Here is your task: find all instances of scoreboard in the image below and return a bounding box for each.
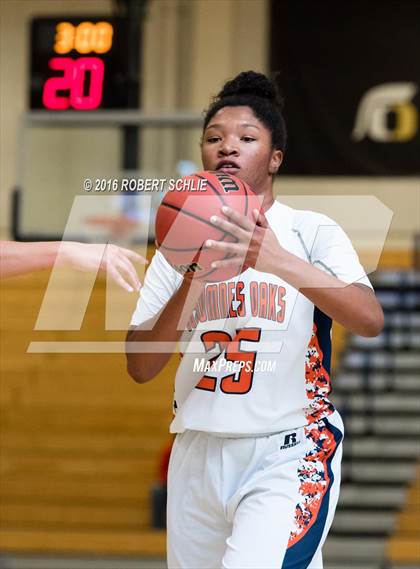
[30,17,137,110]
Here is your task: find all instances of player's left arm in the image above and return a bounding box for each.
[276,267,384,338]
[205,208,384,338]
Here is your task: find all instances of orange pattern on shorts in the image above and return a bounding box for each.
[288,420,337,546]
[287,325,336,547]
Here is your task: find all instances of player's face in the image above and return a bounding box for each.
[201,106,283,194]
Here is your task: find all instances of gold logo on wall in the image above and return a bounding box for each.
[352,83,418,142]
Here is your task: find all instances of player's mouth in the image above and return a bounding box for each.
[216,160,240,174]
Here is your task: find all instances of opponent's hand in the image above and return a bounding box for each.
[62,242,148,292]
[205,206,283,274]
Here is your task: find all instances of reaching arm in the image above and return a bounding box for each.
[0,240,147,292]
[0,240,58,277]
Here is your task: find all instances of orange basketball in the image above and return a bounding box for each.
[155,171,262,282]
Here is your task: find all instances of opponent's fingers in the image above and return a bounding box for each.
[117,255,142,290]
[220,206,256,232]
[117,246,148,265]
[252,208,269,228]
[107,265,137,292]
[107,255,141,292]
[103,245,144,290]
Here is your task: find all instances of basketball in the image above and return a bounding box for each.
[155,171,262,282]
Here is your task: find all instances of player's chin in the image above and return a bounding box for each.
[230,170,260,193]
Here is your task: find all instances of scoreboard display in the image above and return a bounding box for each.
[30,17,137,110]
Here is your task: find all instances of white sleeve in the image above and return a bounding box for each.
[308,213,373,289]
[130,250,183,326]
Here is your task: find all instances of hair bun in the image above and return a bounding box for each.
[218,70,284,108]
[204,70,287,152]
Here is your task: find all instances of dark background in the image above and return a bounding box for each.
[270,0,420,175]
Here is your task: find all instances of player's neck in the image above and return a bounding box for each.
[262,195,274,212]
[256,190,274,213]
[254,181,275,213]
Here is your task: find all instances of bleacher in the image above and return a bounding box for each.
[327,270,420,568]
[0,264,169,558]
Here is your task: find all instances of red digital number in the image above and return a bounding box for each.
[42,58,73,110]
[71,57,104,109]
[42,57,104,110]
[196,328,261,394]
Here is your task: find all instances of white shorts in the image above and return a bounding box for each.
[167,412,344,569]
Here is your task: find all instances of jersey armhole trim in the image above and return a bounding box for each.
[312,260,338,278]
[292,228,312,263]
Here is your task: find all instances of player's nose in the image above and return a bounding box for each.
[218,141,239,156]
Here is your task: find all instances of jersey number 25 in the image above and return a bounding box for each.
[196,328,261,395]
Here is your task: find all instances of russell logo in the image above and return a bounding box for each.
[171,261,203,274]
[352,82,418,143]
[281,432,299,450]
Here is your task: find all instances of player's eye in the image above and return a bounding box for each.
[242,136,256,142]
[206,136,221,143]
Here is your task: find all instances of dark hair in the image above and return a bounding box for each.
[203,71,287,152]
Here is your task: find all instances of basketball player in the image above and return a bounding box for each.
[0,240,146,292]
[126,71,384,568]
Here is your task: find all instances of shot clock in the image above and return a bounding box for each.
[30,17,138,110]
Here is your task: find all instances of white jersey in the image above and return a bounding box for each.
[131,200,372,435]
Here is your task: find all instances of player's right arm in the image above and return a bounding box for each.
[126,251,205,384]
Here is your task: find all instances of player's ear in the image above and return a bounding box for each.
[269,150,283,175]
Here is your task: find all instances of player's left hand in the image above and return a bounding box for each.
[206,206,283,273]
